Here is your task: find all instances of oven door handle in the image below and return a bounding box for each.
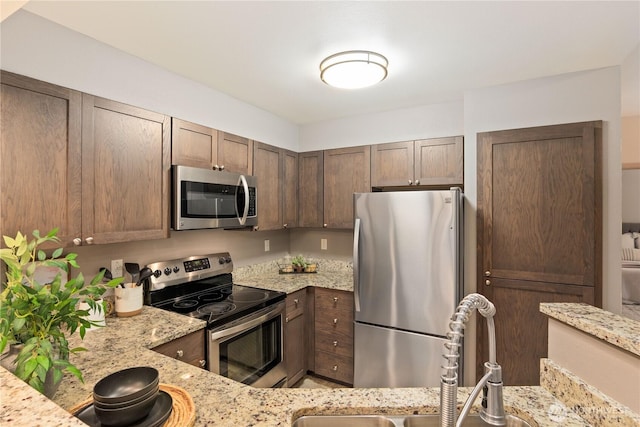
[209,302,284,342]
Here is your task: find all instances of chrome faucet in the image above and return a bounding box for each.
[440,293,506,427]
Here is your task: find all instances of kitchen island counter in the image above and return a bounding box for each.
[3,303,590,427]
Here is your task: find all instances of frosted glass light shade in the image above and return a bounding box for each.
[320,51,388,89]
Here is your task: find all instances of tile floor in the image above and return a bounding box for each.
[291,375,346,389]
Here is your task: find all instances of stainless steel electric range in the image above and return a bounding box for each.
[145,253,287,388]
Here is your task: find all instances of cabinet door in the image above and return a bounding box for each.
[323,146,370,229]
[285,290,306,386]
[282,149,298,229]
[217,132,252,174]
[415,136,463,186]
[298,151,324,228]
[152,330,206,369]
[0,71,82,248]
[253,141,283,230]
[82,95,170,244]
[371,141,414,187]
[171,118,218,168]
[476,121,602,385]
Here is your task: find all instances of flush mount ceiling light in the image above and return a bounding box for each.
[320,50,388,89]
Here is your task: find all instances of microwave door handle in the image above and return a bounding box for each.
[237,174,250,225]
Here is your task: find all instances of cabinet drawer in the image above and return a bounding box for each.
[152,330,206,369]
[314,311,353,337]
[314,351,353,384]
[315,330,353,358]
[286,289,306,320]
[314,288,353,313]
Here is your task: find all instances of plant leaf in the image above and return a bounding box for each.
[52,248,63,259]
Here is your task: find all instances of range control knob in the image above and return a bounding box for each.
[173,266,180,273]
[153,269,162,278]
[163,267,171,276]
[218,257,226,265]
[224,257,232,264]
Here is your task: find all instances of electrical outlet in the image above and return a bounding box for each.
[321,238,327,250]
[264,239,270,252]
[111,259,123,278]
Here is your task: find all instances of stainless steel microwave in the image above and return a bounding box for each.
[172,165,257,230]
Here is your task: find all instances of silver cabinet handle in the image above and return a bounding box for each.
[285,317,289,323]
[485,280,491,286]
[176,349,184,358]
[332,365,338,371]
[73,238,82,246]
[323,223,328,228]
[199,360,206,368]
[219,165,225,171]
[333,341,338,347]
[408,180,412,185]
[485,271,491,277]
[333,297,339,303]
[213,165,220,170]
[333,318,338,324]
[283,223,288,229]
[294,299,299,306]
[415,179,420,185]
[85,237,94,245]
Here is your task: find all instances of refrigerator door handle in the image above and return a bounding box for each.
[353,217,361,313]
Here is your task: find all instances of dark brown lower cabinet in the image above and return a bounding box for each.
[476,121,602,386]
[152,330,206,369]
[285,289,307,386]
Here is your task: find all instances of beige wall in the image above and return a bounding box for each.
[289,229,353,261]
[622,115,640,169]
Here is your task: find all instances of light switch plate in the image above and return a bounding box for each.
[321,238,327,250]
[264,239,270,252]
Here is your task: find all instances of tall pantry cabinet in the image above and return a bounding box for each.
[0,71,171,246]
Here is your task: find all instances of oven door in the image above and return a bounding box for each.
[208,301,286,388]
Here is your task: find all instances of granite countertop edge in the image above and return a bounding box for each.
[2,272,593,427]
[540,302,640,356]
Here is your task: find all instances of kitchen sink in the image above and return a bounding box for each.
[292,415,397,427]
[292,414,536,427]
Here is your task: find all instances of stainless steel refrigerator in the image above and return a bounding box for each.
[353,189,463,388]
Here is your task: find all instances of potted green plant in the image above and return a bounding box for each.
[0,228,122,397]
[291,255,307,273]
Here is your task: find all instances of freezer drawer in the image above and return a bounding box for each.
[354,322,448,388]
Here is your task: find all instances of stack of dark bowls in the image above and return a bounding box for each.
[92,367,160,427]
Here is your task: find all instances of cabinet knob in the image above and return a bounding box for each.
[294,299,299,306]
[285,317,289,323]
[219,165,225,171]
[253,226,260,231]
[333,297,339,303]
[408,180,413,185]
[333,340,338,347]
[332,365,338,371]
[333,318,338,324]
[415,180,420,185]
[484,271,491,277]
[323,224,328,228]
[213,165,219,170]
[485,280,491,286]
[73,238,82,246]
[85,237,94,245]
[283,223,288,229]
[199,359,206,368]
[176,349,184,358]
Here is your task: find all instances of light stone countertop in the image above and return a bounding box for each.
[1,270,594,427]
[540,302,640,356]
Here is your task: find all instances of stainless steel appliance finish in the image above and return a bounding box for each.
[353,189,463,388]
[145,253,286,388]
[172,165,257,230]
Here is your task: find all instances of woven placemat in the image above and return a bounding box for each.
[68,383,196,427]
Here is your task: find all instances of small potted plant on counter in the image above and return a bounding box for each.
[0,228,122,397]
[291,255,307,273]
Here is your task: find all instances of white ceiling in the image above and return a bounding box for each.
[19,1,640,125]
